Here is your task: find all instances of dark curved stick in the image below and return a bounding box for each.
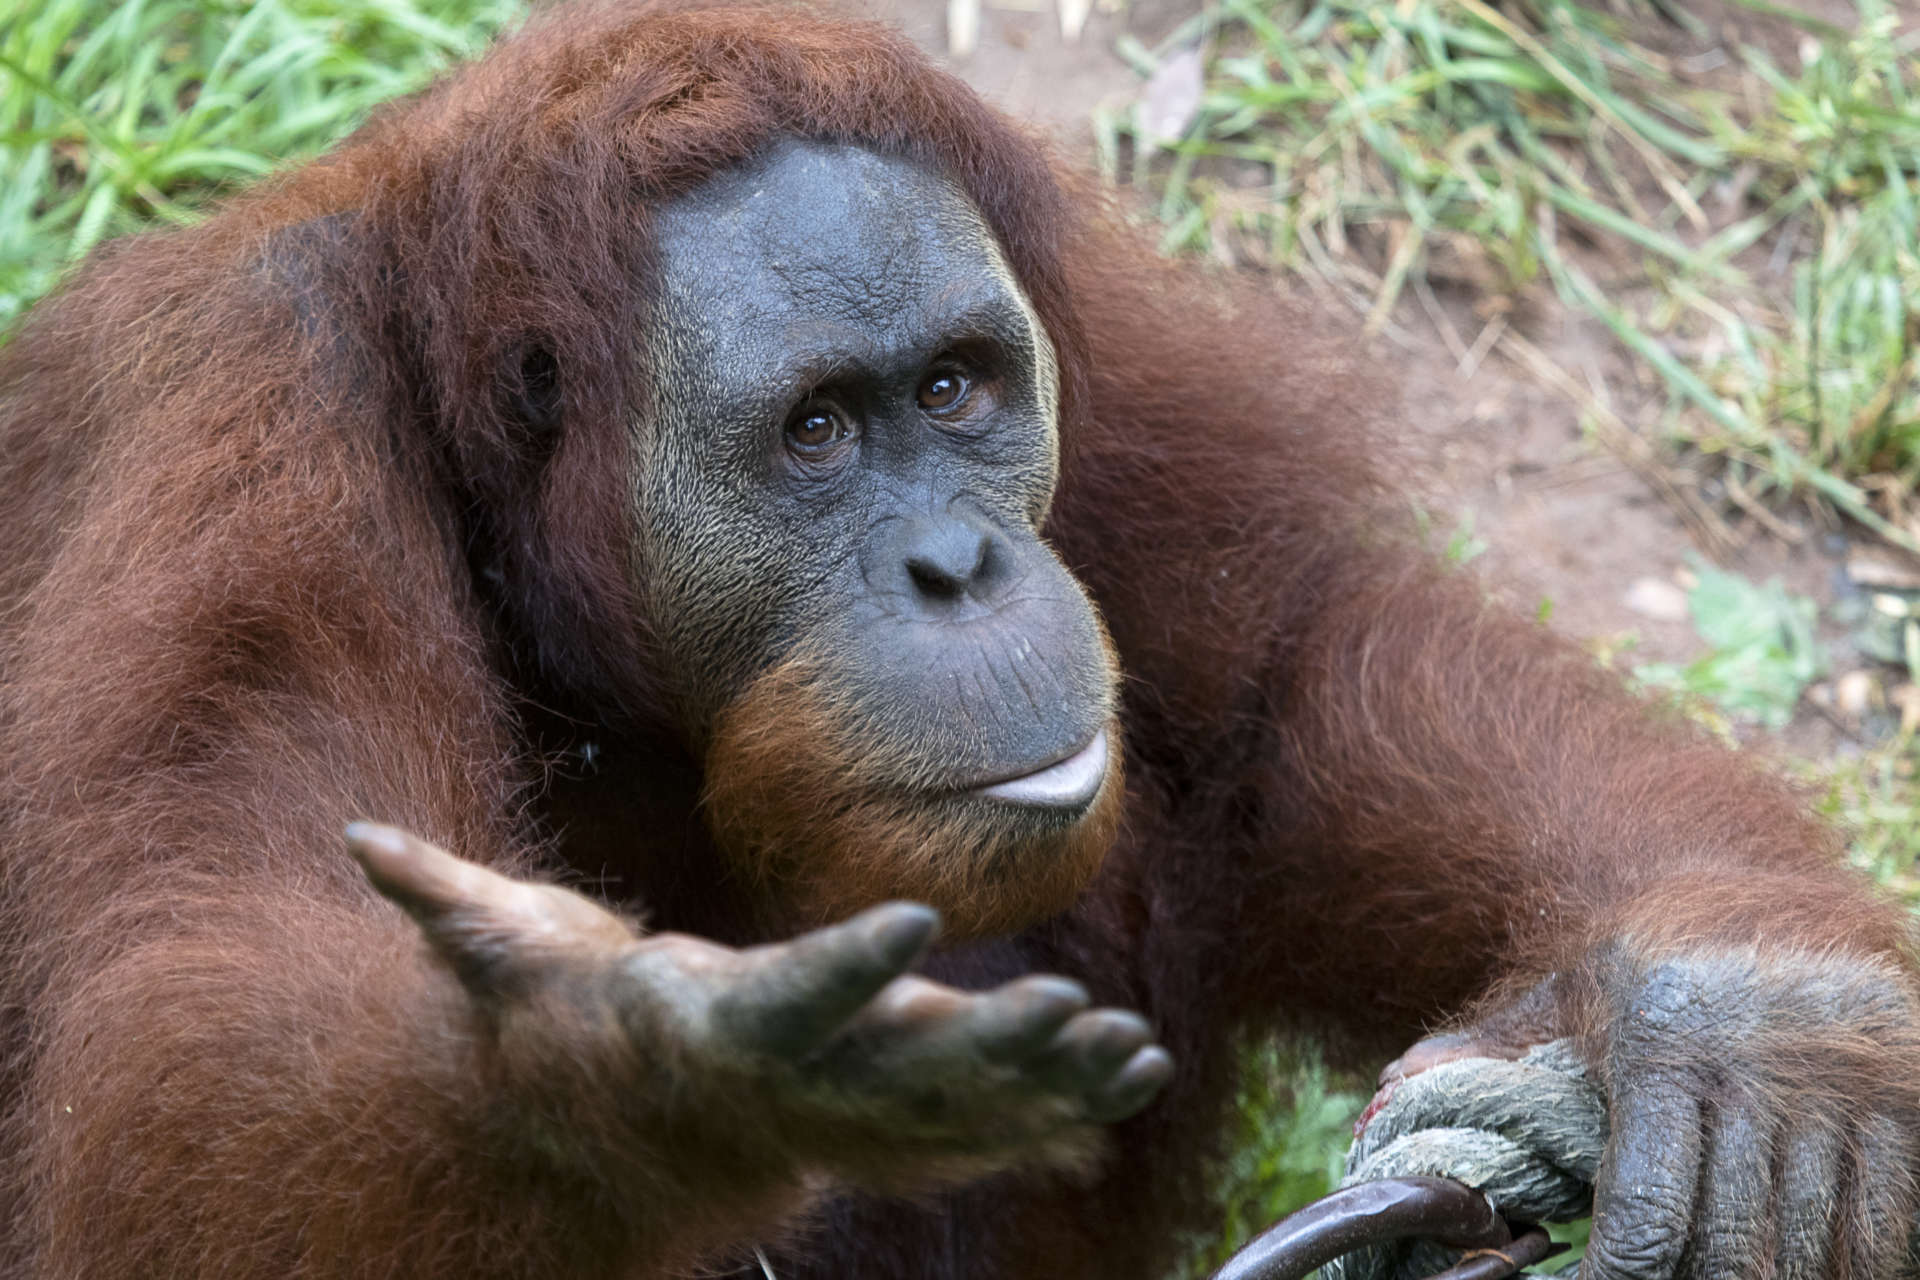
[1423,1226,1566,1280]
[1211,1177,1511,1280]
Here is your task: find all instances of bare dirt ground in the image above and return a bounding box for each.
[872,0,1889,760]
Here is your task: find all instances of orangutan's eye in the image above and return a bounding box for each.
[917,369,969,413]
[785,400,857,455]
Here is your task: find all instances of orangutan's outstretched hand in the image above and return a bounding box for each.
[347,823,1171,1194]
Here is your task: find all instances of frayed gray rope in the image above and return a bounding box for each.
[1326,1040,1606,1280]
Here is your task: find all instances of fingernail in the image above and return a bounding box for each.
[1027,976,1090,1012]
[1112,1046,1174,1103]
[344,821,402,854]
[870,903,939,965]
[1122,1045,1173,1088]
[1093,1046,1174,1122]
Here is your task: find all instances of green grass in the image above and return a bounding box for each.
[1178,1043,1367,1279]
[1634,561,1826,730]
[1103,0,1920,546]
[0,0,529,327]
[1625,564,1920,905]
[1709,11,1920,494]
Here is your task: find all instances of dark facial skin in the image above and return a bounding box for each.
[637,140,1116,798]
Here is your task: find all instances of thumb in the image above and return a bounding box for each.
[346,822,632,995]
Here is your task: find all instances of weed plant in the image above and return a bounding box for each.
[1104,0,1919,543]
[0,0,529,327]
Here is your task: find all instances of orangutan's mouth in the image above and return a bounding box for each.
[972,728,1109,811]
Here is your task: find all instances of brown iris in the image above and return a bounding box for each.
[786,401,853,453]
[917,370,968,413]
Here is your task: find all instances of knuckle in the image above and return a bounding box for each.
[636,930,731,976]
[1586,1204,1689,1280]
[1623,960,1708,1035]
[1695,1219,1749,1261]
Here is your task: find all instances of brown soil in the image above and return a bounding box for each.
[875,0,1900,762]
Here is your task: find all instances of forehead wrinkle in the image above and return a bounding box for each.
[919,291,1037,351]
[654,142,1014,332]
[765,229,922,321]
[647,140,1059,454]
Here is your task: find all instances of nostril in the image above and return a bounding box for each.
[904,526,991,600]
[906,556,960,597]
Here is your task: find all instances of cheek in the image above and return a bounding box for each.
[1018,462,1058,528]
[633,457,799,718]
[949,432,1057,532]
[1014,439,1062,530]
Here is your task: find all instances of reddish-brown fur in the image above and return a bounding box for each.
[0,3,1913,1278]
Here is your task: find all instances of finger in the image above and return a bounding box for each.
[1373,976,1559,1091]
[1683,1102,1770,1280]
[966,976,1090,1062]
[1773,1122,1841,1280]
[346,822,629,989]
[718,903,939,1055]
[1585,1075,1702,1280]
[1362,1033,1486,1131]
[1034,1008,1155,1088]
[1086,1044,1173,1123]
[1842,1115,1915,1280]
[1378,1030,1522,1087]
[347,821,517,924]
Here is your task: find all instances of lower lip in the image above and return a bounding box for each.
[974,728,1110,810]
